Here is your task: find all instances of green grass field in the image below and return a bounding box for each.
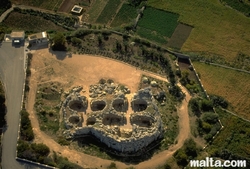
[193,62,250,120]
[110,3,137,27]
[138,7,179,38]
[96,0,122,24]
[11,0,63,11]
[3,12,66,32]
[148,0,250,61]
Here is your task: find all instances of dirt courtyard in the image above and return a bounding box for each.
[27,48,191,169]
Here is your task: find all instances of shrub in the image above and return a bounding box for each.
[200,99,213,112]
[173,149,188,166]
[31,143,50,157]
[210,94,229,108]
[71,37,82,46]
[202,112,219,124]
[20,109,34,141]
[52,32,66,51]
[202,121,212,133]
[107,162,117,169]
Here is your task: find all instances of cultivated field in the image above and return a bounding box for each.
[167,23,193,50]
[95,0,122,24]
[58,0,90,13]
[86,0,109,23]
[221,0,250,16]
[11,0,63,11]
[147,0,250,61]
[3,12,66,32]
[137,7,179,44]
[136,26,168,44]
[193,62,250,120]
[110,3,137,27]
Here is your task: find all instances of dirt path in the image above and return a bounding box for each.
[27,49,191,169]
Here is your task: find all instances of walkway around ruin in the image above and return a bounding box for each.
[26,51,191,169]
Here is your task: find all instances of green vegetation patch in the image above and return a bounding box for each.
[147,0,250,60]
[87,0,109,23]
[221,0,250,16]
[3,12,66,32]
[0,81,6,128]
[167,23,193,50]
[35,82,62,135]
[111,3,138,27]
[193,61,250,120]
[137,7,179,38]
[207,108,250,163]
[0,0,11,16]
[96,0,122,24]
[11,0,63,11]
[136,26,168,44]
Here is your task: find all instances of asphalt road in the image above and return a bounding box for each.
[0,42,46,169]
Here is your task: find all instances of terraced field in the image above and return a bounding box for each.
[193,61,250,120]
[137,7,179,44]
[3,12,66,32]
[11,0,63,11]
[167,23,193,49]
[95,0,122,24]
[110,3,137,27]
[147,0,250,61]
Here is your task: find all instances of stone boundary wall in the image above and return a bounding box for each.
[16,157,56,169]
[173,53,224,149]
[72,126,161,152]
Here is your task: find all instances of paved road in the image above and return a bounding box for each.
[0,42,46,169]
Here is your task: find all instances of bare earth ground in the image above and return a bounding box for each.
[26,48,191,169]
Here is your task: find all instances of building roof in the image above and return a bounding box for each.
[10,31,25,38]
[28,32,47,40]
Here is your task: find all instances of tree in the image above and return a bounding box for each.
[71,37,82,46]
[174,149,188,166]
[0,0,11,11]
[189,98,201,116]
[210,94,228,108]
[31,143,50,157]
[202,112,219,124]
[52,33,66,51]
[200,99,213,112]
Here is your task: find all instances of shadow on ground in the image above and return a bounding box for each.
[74,135,163,165]
[49,48,72,60]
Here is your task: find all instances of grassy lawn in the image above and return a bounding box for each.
[193,61,250,120]
[110,3,137,27]
[147,0,250,61]
[87,0,109,23]
[138,7,179,38]
[95,0,122,24]
[11,0,63,11]
[3,12,66,32]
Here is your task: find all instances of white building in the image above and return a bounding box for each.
[27,31,48,45]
